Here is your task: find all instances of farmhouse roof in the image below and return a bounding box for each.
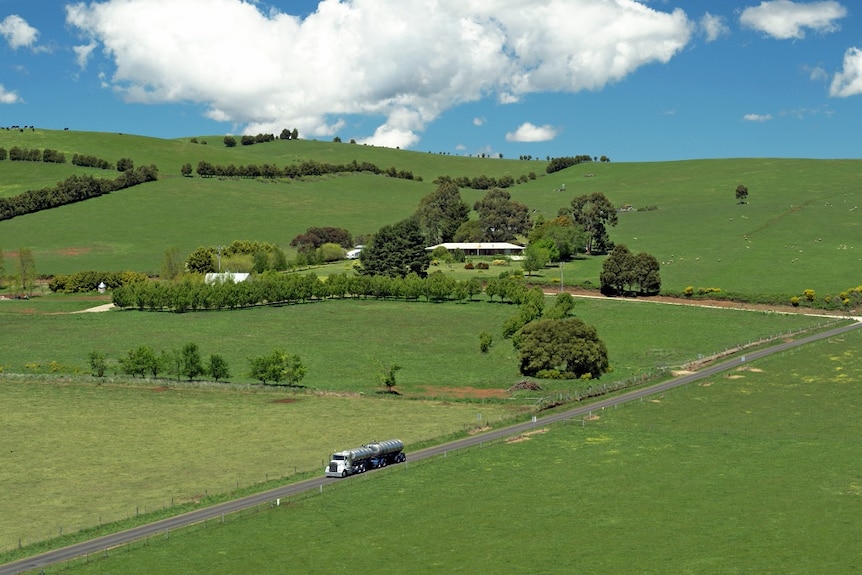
[426,242,524,251]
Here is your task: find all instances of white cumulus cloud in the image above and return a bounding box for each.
[830,47,862,97]
[700,12,730,42]
[506,122,557,142]
[743,113,773,122]
[740,0,846,40]
[66,0,693,149]
[0,14,39,50]
[0,84,23,104]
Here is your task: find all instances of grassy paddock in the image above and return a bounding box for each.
[0,296,833,390]
[48,328,862,575]
[0,380,514,550]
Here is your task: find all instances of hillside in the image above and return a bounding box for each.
[1,129,860,296]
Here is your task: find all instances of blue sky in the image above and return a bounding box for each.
[1,0,860,161]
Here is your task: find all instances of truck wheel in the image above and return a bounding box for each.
[341,471,346,478]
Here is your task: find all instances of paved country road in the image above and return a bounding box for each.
[2,320,860,575]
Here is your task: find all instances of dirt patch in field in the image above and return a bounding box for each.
[584,414,601,421]
[152,386,171,392]
[699,382,713,387]
[671,370,694,377]
[506,428,549,443]
[272,398,298,404]
[726,375,745,379]
[419,386,509,399]
[469,425,491,435]
[53,247,94,257]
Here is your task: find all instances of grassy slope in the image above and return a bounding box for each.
[50,328,862,575]
[0,296,830,388]
[1,130,861,294]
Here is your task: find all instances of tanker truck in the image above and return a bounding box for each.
[325,439,406,478]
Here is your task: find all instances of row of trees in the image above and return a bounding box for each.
[99,343,306,386]
[48,270,148,293]
[0,146,67,163]
[0,165,159,221]
[193,158,416,181]
[111,269,500,312]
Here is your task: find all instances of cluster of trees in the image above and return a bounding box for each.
[290,227,354,266]
[48,270,148,293]
[0,146,67,163]
[184,240,288,274]
[193,158,416,181]
[0,165,159,222]
[111,269,494,312]
[599,244,661,296]
[221,129,299,148]
[546,155,595,174]
[101,342,306,386]
[72,154,115,170]
[444,172,534,190]
[558,192,618,254]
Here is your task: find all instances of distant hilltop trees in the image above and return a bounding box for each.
[223,129,299,148]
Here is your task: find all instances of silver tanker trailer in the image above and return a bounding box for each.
[325,439,406,478]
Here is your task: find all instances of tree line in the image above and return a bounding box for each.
[91,343,306,386]
[0,165,159,221]
[110,269,547,312]
[191,158,418,181]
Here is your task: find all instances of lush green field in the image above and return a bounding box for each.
[0,295,833,390]
[1,130,861,296]
[45,327,862,575]
[0,380,515,550]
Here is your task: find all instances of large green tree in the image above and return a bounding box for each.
[473,188,531,242]
[513,318,609,379]
[416,179,470,244]
[528,216,588,260]
[360,217,430,278]
[565,192,618,254]
[248,349,306,386]
[600,244,661,296]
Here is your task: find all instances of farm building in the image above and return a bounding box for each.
[426,242,525,256]
[204,272,250,285]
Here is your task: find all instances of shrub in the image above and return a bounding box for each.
[476,262,489,270]
[790,296,800,307]
[803,289,816,301]
[464,262,474,270]
[479,332,493,353]
[684,286,694,297]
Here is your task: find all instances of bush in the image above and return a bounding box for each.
[476,262,489,270]
[803,289,816,302]
[684,286,694,297]
[790,296,800,307]
[464,262,474,270]
[479,332,493,353]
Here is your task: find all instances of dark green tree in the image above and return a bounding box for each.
[599,244,633,295]
[545,292,576,320]
[416,179,470,244]
[208,354,231,382]
[513,317,609,379]
[360,218,430,278]
[452,219,484,242]
[735,184,749,204]
[631,252,662,295]
[473,188,531,241]
[116,157,134,172]
[181,163,193,177]
[566,192,618,254]
[180,343,204,381]
[186,246,216,274]
[223,135,237,147]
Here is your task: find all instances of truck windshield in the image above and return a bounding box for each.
[331,454,345,461]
